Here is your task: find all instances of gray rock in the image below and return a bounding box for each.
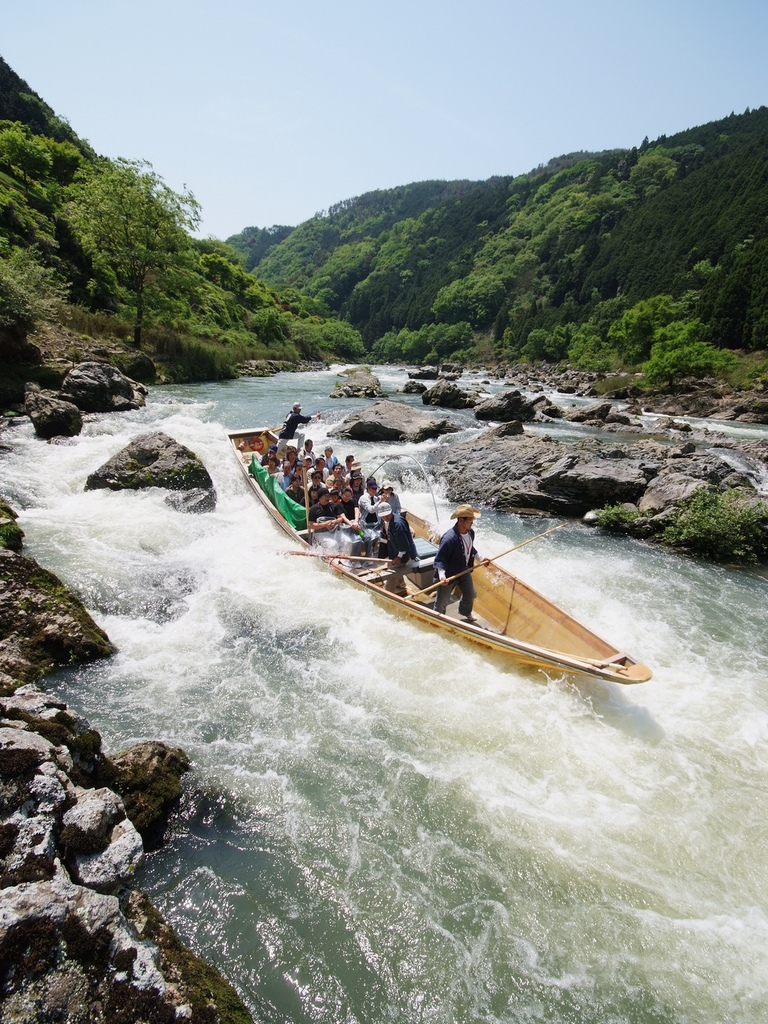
[24,384,83,439]
[71,816,144,893]
[563,401,613,423]
[473,389,541,422]
[400,380,428,394]
[0,551,113,688]
[60,360,147,413]
[84,432,217,512]
[638,470,706,514]
[62,787,125,852]
[330,367,384,398]
[331,400,459,443]
[407,366,439,380]
[421,380,477,409]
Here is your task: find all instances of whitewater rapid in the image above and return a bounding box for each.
[3,368,767,1023]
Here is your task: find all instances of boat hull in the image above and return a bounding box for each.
[228,428,652,685]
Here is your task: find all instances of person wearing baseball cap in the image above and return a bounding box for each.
[277,401,321,455]
[433,504,489,622]
[377,501,417,596]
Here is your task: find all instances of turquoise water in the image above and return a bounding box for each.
[4,368,767,1023]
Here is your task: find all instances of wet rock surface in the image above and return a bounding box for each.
[84,432,217,512]
[23,384,83,439]
[59,361,147,414]
[329,367,385,398]
[0,685,250,1023]
[331,399,460,443]
[0,549,113,691]
[428,427,768,521]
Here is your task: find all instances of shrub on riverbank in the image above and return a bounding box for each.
[662,489,768,562]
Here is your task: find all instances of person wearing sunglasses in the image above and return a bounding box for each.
[433,504,489,623]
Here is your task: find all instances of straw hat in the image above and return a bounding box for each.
[450,503,480,520]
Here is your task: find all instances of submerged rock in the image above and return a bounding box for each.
[84,432,217,512]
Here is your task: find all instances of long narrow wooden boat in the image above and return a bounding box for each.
[229,428,652,685]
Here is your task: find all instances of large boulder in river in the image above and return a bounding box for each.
[563,401,613,424]
[421,380,477,409]
[24,383,83,439]
[331,400,459,443]
[473,389,541,423]
[85,432,217,512]
[60,360,147,413]
[330,367,384,399]
[0,550,113,690]
[429,432,657,516]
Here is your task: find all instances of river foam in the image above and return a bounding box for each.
[4,371,767,1022]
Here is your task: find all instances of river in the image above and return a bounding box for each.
[3,367,767,1023]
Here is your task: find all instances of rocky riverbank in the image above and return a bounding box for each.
[0,502,254,1023]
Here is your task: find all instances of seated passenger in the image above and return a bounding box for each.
[279,460,294,491]
[308,487,342,533]
[379,481,402,516]
[338,485,360,529]
[329,463,346,489]
[260,443,279,467]
[314,455,330,482]
[349,466,365,503]
[285,475,306,503]
[358,478,381,556]
[324,445,339,471]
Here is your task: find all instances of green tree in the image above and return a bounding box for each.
[0,245,66,338]
[0,123,52,195]
[69,158,200,345]
[607,294,681,365]
[643,320,737,385]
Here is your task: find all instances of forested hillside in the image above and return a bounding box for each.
[3,46,766,390]
[231,109,768,378]
[0,55,364,395]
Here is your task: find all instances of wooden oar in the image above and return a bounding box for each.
[406,522,569,601]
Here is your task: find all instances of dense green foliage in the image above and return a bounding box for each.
[0,55,363,373]
[237,111,768,375]
[591,504,643,532]
[2,50,767,384]
[662,489,768,562]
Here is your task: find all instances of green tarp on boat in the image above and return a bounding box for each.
[248,456,307,530]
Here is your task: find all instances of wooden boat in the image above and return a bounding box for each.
[229,428,652,685]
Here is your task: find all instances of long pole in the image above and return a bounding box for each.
[302,462,312,546]
[286,552,391,563]
[406,522,568,601]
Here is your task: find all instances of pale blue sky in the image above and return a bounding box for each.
[3,0,767,240]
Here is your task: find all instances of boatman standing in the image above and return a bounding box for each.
[277,402,320,456]
[433,504,489,623]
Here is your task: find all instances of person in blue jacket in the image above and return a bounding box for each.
[433,504,489,622]
[277,402,320,455]
[377,502,417,596]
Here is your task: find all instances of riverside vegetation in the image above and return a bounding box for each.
[2,55,768,400]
